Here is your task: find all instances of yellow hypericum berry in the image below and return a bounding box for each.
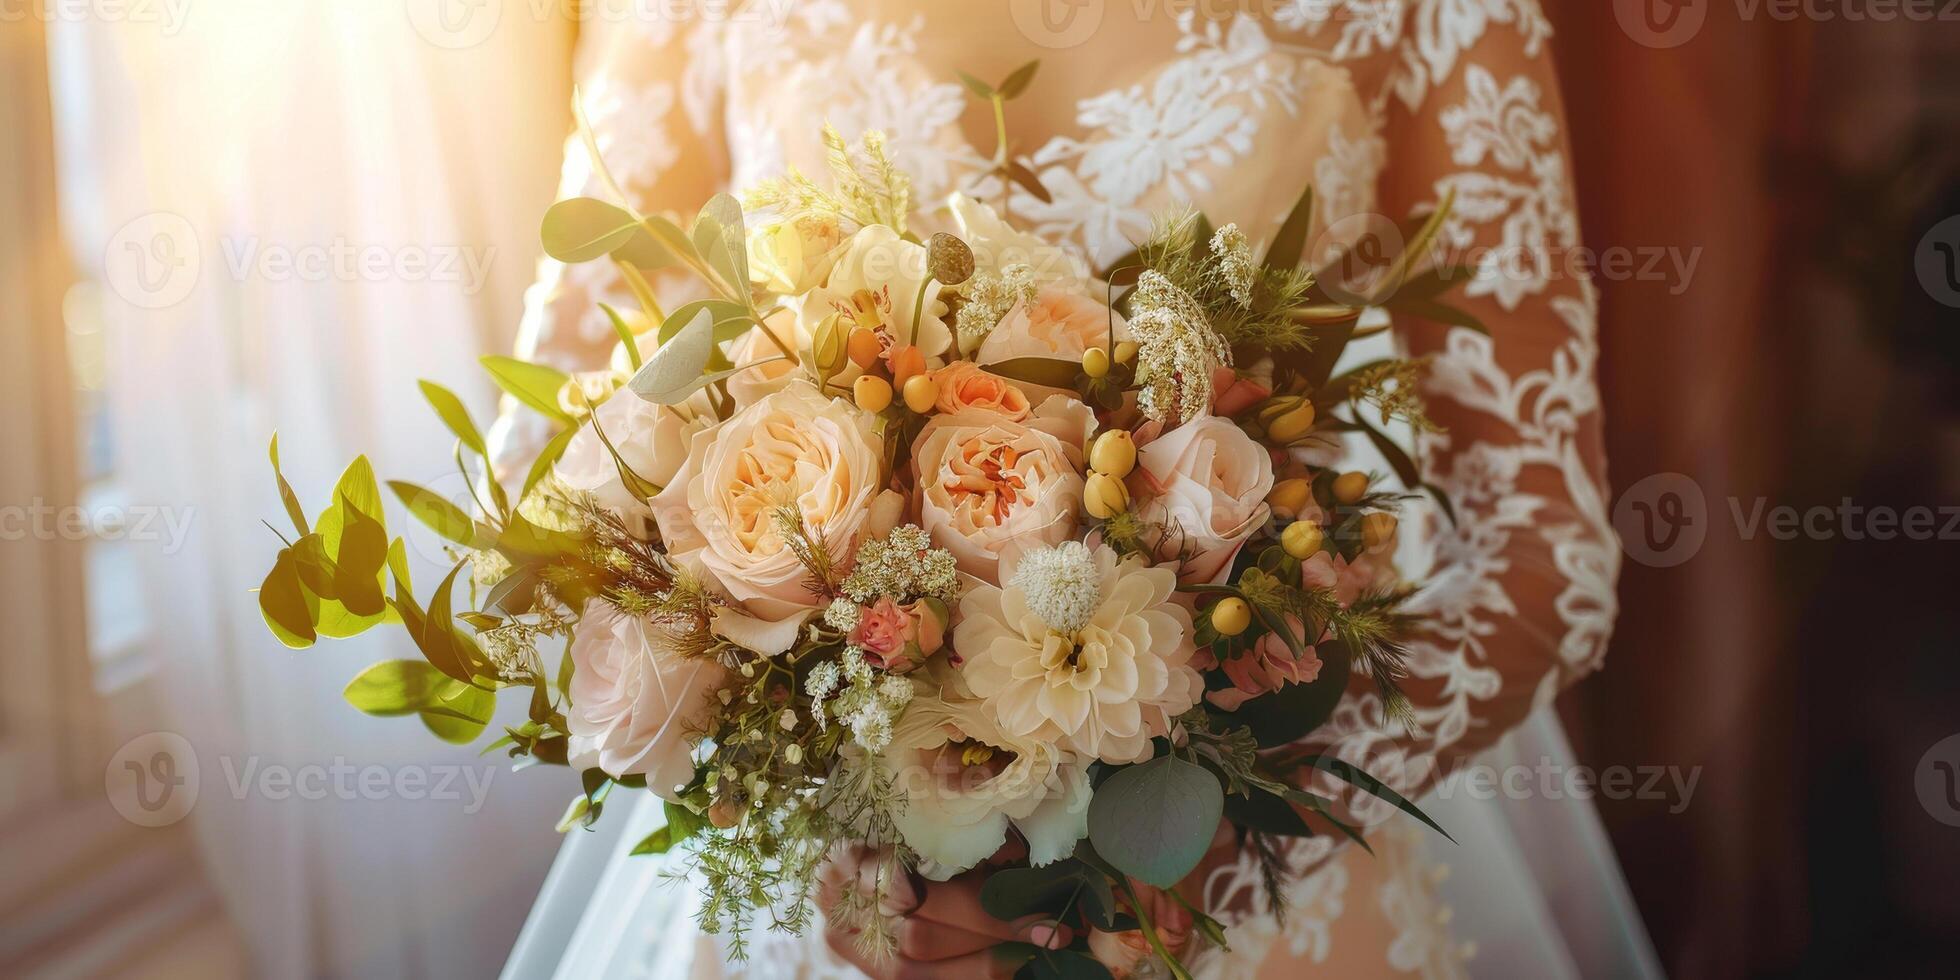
[1332,471,1369,505]
[1281,520,1324,559]
[1088,430,1137,479]
[1082,346,1111,379]
[853,375,893,413]
[1264,399,1316,443]
[1113,340,1139,364]
[1210,597,1252,637]
[846,327,882,370]
[902,374,940,413]
[1361,512,1399,550]
[1268,478,1311,518]
[1083,472,1130,519]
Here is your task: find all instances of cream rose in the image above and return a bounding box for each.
[948,192,1088,284]
[1134,414,1275,584]
[565,599,727,800]
[726,307,807,408]
[556,389,708,523]
[652,382,884,653]
[912,395,1094,582]
[977,287,1130,367]
[747,214,845,294]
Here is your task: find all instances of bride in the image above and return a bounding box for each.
[494,2,1657,977]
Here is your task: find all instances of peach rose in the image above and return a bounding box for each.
[556,390,707,523]
[652,382,884,654]
[977,287,1130,366]
[1194,614,1323,712]
[849,596,948,673]
[1134,414,1276,584]
[913,396,1094,582]
[565,599,728,800]
[930,361,1031,420]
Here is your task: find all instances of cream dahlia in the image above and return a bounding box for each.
[882,668,1090,879]
[956,543,1203,764]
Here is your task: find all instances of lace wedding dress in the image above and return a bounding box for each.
[495,3,1660,976]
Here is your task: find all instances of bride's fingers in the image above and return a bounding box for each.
[893,917,1000,961]
[914,876,1073,947]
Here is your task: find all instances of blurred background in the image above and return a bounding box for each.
[1,2,1955,978]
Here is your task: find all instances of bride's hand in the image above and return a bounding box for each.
[818,844,1072,980]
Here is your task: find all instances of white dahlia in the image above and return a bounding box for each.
[956,543,1203,764]
[884,669,1090,880]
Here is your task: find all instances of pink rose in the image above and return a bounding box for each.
[1134,414,1276,584]
[565,599,728,800]
[556,389,707,523]
[1300,549,1397,608]
[850,596,948,673]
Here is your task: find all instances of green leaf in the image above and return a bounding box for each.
[259,549,317,648]
[696,193,750,295]
[1223,787,1317,838]
[1291,319,1354,392]
[633,800,705,855]
[418,380,487,457]
[522,422,580,500]
[388,480,478,547]
[268,434,309,537]
[628,306,717,405]
[540,197,658,265]
[1027,949,1114,980]
[481,355,574,423]
[1005,160,1053,204]
[600,303,644,370]
[979,862,1086,921]
[979,355,1080,390]
[1351,413,1421,491]
[417,560,479,683]
[421,680,494,744]
[654,298,752,346]
[996,59,1040,100]
[1264,183,1315,273]
[1387,297,1488,335]
[1217,642,1351,746]
[1293,756,1454,843]
[331,492,389,617]
[343,659,452,716]
[1086,756,1224,888]
[955,68,993,100]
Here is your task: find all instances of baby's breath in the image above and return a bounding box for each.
[841,524,960,605]
[1130,270,1233,423]
[953,263,1037,355]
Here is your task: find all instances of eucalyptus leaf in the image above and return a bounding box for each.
[696,193,749,294]
[1086,756,1224,888]
[331,492,389,617]
[978,862,1085,922]
[421,680,494,744]
[540,197,640,263]
[628,306,715,404]
[343,659,450,716]
[655,298,752,345]
[418,560,479,683]
[259,549,317,648]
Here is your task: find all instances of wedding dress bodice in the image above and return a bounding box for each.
[499,2,1620,975]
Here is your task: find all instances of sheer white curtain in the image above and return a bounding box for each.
[58,5,580,976]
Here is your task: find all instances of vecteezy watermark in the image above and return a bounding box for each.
[1916,733,1960,827]
[1613,473,1960,567]
[0,0,192,34]
[103,211,201,310]
[1915,215,1960,310]
[1618,0,1960,47]
[0,499,196,553]
[218,237,497,294]
[1429,758,1703,815]
[106,732,499,826]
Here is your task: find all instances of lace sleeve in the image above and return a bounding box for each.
[1334,0,1618,813]
[487,18,729,472]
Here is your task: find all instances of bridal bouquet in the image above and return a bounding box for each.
[258,64,1471,978]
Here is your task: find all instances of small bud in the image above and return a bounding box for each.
[784,743,804,765]
[1210,597,1252,637]
[1082,346,1111,379]
[1282,520,1324,559]
[889,344,927,387]
[853,375,893,413]
[903,374,940,413]
[1083,471,1130,520]
[1268,478,1312,518]
[708,800,742,829]
[554,793,591,833]
[926,232,975,286]
[1088,430,1137,479]
[1332,471,1369,505]
[1113,340,1139,364]
[811,313,847,375]
[1361,512,1399,550]
[847,328,882,370]
[557,372,615,416]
